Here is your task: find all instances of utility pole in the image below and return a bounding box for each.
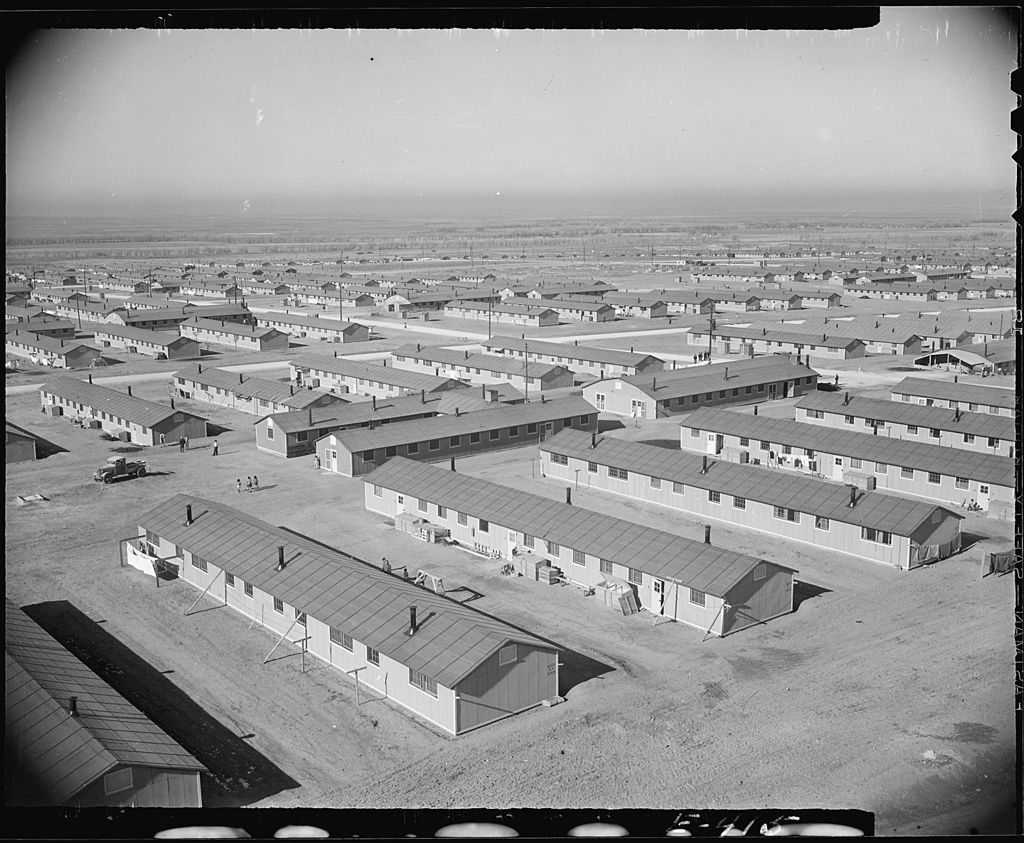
[524,338,529,401]
[707,304,716,362]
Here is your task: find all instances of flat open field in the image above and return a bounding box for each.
[5,213,1017,834]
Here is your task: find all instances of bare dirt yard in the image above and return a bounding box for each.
[5,365,1016,835]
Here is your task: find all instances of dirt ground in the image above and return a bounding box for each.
[4,345,1016,835]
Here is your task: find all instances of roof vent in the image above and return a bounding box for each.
[276,546,286,571]
[69,696,79,717]
[408,605,418,636]
[701,455,708,475]
[566,487,572,505]
[704,525,711,544]
[849,486,857,508]
[186,504,193,525]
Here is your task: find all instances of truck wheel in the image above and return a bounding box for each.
[136,467,146,477]
[103,475,112,483]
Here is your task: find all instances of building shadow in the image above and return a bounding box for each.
[205,423,232,436]
[597,418,625,433]
[21,600,300,808]
[792,580,831,612]
[30,435,69,459]
[637,438,679,450]
[959,532,988,553]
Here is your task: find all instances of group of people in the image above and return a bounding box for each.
[237,476,260,494]
[692,351,711,363]
[177,436,190,452]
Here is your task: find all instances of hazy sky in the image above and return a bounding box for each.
[5,7,1019,217]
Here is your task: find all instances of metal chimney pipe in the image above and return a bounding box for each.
[450,457,456,471]
[849,486,857,507]
[409,605,418,635]
[421,389,425,404]
[69,696,79,717]
[171,397,175,409]
[127,385,132,397]
[591,432,597,449]
[277,546,285,570]
[701,455,708,474]
[88,373,93,384]
[372,395,377,410]
[186,504,193,524]
[566,487,572,505]
[844,392,850,405]
[753,404,758,416]
[704,525,711,544]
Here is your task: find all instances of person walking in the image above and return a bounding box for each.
[159,433,165,447]
[236,478,242,494]
[184,436,190,451]
[253,475,259,491]
[212,439,219,456]
[246,476,253,493]
[179,436,185,453]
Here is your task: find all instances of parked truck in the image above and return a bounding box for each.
[93,456,147,483]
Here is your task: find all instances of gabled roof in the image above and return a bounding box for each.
[41,378,205,428]
[795,392,1015,439]
[364,458,789,597]
[592,356,818,401]
[531,296,615,313]
[541,428,961,536]
[688,325,863,350]
[181,317,284,340]
[6,330,97,356]
[322,396,594,452]
[392,345,569,379]
[446,300,557,317]
[93,323,198,348]
[257,395,441,435]
[6,601,205,805]
[891,376,1015,409]
[483,335,664,368]
[173,364,330,410]
[291,353,471,392]
[255,313,366,333]
[135,496,555,688]
[680,407,1014,486]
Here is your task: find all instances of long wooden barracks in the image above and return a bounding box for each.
[678,407,1014,518]
[172,364,346,415]
[316,396,597,477]
[890,376,1015,417]
[255,384,524,458]
[40,378,207,446]
[127,496,559,736]
[390,344,575,392]
[539,428,963,569]
[364,457,797,637]
[5,601,206,807]
[290,353,471,400]
[482,335,666,379]
[795,392,1015,458]
[582,355,819,418]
